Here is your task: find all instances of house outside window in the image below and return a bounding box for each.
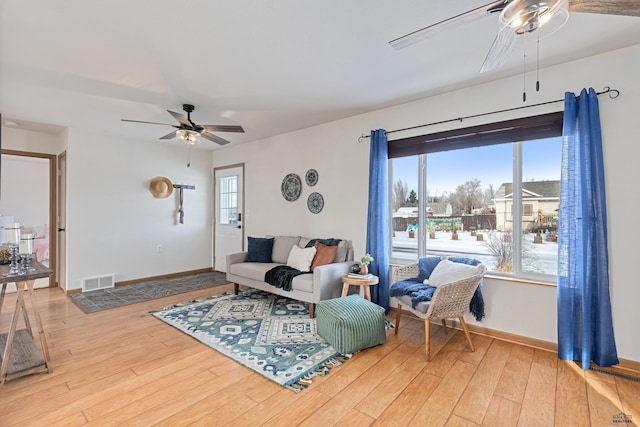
[389,112,562,281]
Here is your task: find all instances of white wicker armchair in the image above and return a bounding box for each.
[391,261,487,360]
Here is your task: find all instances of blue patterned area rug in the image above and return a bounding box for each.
[152,289,350,392]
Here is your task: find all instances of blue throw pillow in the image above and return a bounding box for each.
[245,237,274,263]
[418,256,441,281]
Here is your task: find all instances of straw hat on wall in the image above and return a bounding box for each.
[149,176,173,198]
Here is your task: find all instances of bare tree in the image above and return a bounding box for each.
[392,179,408,212]
[484,183,495,207]
[484,232,538,272]
[447,178,484,215]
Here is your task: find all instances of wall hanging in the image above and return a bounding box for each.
[305,169,318,187]
[281,173,302,201]
[307,192,324,214]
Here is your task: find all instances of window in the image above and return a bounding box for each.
[219,176,238,225]
[389,112,562,280]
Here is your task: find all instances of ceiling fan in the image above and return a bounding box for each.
[122,104,244,146]
[389,0,640,73]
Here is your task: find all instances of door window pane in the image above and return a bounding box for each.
[219,176,238,225]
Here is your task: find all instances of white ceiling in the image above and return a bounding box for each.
[1,1,639,148]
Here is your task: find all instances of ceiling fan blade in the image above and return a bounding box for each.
[479,25,519,73]
[167,110,192,127]
[121,119,177,126]
[201,132,231,145]
[201,124,245,133]
[569,0,640,16]
[159,131,177,140]
[389,1,506,50]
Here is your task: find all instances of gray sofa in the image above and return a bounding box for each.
[226,236,354,317]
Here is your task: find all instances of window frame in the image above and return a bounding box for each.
[388,112,563,282]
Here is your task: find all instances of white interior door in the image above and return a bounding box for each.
[214,165,244,272]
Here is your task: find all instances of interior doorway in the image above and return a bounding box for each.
[213,164,244,272]
[0,149,57,288]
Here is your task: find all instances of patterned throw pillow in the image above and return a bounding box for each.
[245,237,274,263]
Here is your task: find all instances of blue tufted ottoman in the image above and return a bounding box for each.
[316,295,387,354]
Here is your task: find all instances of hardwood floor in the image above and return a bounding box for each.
[0,285,638,426]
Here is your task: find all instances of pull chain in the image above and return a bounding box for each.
[536,31,540,92]
[522,32,527,102]
[187,143,192,168]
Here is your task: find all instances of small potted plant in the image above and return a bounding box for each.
[360,253,373,275]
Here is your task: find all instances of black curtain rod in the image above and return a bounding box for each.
[358,86,619,142]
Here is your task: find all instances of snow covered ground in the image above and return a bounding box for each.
[392,230,558,275]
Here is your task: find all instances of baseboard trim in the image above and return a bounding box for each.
[392,308,640,374]
[115,268,214,287]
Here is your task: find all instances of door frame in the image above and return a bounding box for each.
[57,151,67,291]
[213,163,245,270]
[1,149,57,288]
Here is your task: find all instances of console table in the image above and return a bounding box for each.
[0,261,53,384]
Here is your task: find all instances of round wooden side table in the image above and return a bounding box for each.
[341,274,379,301]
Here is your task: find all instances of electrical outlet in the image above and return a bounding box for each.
[156,244,163,253]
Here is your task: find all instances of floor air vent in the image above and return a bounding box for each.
[82,274,115,292]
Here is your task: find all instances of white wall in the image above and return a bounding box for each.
[211,44,640,363]
[2,126,66,155]
[65,128,213,290]
[0,155,49,227]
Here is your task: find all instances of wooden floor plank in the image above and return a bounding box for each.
[554,360,590,427]
[410,360,478,426]
[453,339,512,424]
[517,349,557,427]
[493,344,534,403]
[616,375,640,422]
[355,344,427,418]
[299,343,419,426]
[373,371,441,425]
[482,395,520,427]
[585,368,624,426]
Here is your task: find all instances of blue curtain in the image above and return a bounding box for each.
[366,129,391,312]
[557,88,618,369]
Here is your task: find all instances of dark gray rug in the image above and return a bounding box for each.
[70,271,228,313]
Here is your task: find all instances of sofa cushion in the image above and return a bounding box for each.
[271,236,301,264]
[229,262,281,281]
[333,240,349,263]
[426,259,479,287]
[245,237,274,263]
[395,294,431,314]
[286,245,317,272]
[310,242,338,271]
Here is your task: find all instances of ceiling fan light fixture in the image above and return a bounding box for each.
[176,129,201,145]
[501,0,568,34]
